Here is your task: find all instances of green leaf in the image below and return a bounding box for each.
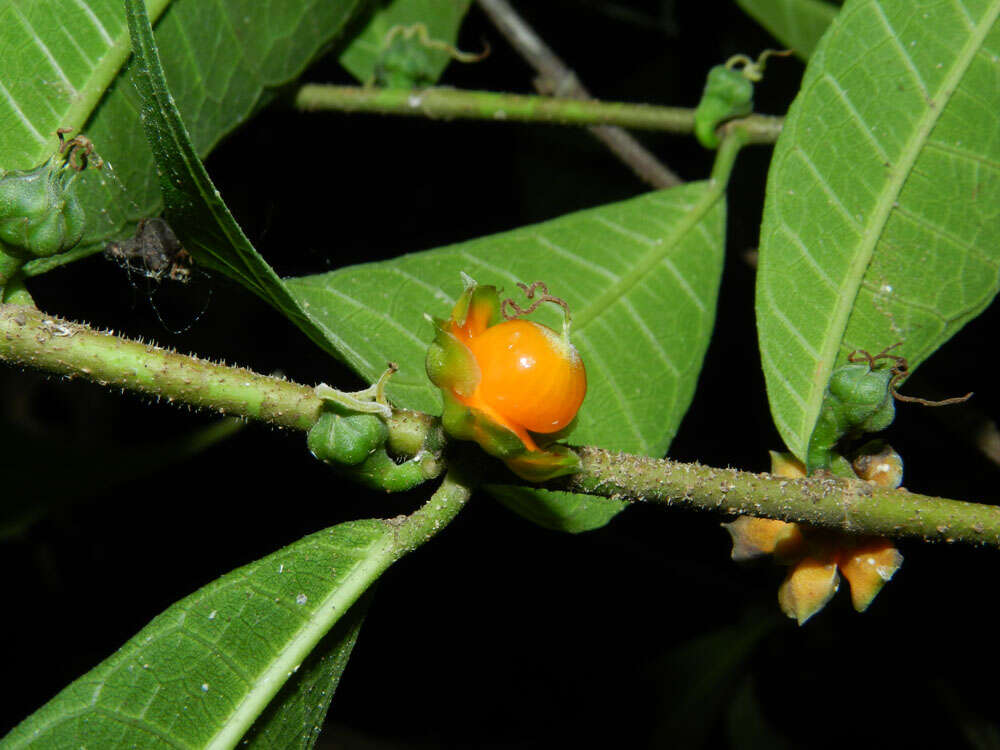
[286,183,726,530]
[122,0,359,361]
[3,521,395,749]
[241,592,371,749]
[339,0,473,87]
[11,0,366,278]
[756,0,1000,462]
[485,486,625,535]
[735,0,839,59]
[0,0,169,172]
[0,418,242,539]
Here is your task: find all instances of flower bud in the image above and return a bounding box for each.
[0,161,85,258]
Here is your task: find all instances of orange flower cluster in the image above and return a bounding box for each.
[724,451,903,625]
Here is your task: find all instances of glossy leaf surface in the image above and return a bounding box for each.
[756,0,1000,461]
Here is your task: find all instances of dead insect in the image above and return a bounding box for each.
[105,218,192,283]
[105,218,211,334]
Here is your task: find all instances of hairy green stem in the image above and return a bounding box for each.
[0,304,323,430]
[3,303,998,548]
[293,85,784,144]
[392,468,474,556]
[554,447,1000,547]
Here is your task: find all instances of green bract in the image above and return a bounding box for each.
[806,362,895,472]
[693,66,754,148]
[308,391,445,493]
[0,161,86,259]
[308,407,389,466]
[375,33,439,88]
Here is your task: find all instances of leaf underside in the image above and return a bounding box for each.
[339,0,473,85]
[124,0,365,361]
[287,183,726,530]
[2,522,394,749]
[735,0,839,59]
[240,592,371,750]
[756,0,1000,461]
[7,0,366,278]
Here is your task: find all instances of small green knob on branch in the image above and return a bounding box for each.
[308,367,445,492]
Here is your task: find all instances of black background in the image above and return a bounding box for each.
[3,1,1000,747]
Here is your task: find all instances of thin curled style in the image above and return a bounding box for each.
[382,23,490,64]
[57,128,104,171]
[848,344,973,407]
[501,281,570,321]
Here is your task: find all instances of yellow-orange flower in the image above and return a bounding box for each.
[723,451,903,625]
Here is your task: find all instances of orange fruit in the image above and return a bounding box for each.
[465,319,586,435]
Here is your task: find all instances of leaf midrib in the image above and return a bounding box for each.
[800,0,1000,447]
[6,0,172,171]
[573,182,720,332]
[204,529,394,750]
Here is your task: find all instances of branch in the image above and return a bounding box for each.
[3,303,998,548]
[476,0,683,188]
[0,304,323,431]
[293,85,783,144]
[552,447,1000,547]
[393,468,474,557]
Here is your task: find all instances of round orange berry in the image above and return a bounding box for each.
[465,319,586,434]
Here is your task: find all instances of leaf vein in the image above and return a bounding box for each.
[779,225,840,291]
[70,0,116,45]
[621,298,682,377]
[870,1,930,96]
[13,5,78,95]
[535,235,621,281]
[390,266,456,306]
[821,72,892,162]
[91,706,191,749]
[792,148,863,231]
[0,79,48,146]
[925,138,1000,172]
[760,347,809,412]
[574,184,721,330]
[762,285,821,359]
[892,203,999,268]
[583,340,647,451]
